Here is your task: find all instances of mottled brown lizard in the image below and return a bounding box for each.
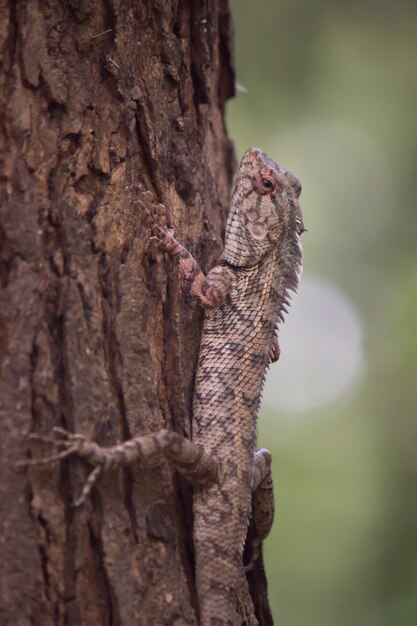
[18,147,304,626]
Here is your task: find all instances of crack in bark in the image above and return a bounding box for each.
[87,520,121,626]
[97,252,140,541]
[134,103,161,196]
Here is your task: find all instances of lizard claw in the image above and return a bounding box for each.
[243,541,260,572]
[132,189,180,258]
[14,428,102,507]
[14,428,85,469]
[268,337,280,363]
[134,190,168,231]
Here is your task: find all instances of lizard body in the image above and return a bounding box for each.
[18,148,304,626]
[191,148,303,624]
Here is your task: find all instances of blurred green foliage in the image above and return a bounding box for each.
[228,1,417,624]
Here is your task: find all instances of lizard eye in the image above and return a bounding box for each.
[261,177,275,192]
[252,172,278,195]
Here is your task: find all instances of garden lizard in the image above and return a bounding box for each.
[18,147,304,626]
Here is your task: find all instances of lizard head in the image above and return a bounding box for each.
[221,147,304,267]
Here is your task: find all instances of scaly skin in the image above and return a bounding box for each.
[17,148,303,626]
[191,148,303,624]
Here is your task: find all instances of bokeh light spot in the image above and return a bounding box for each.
[262,275,365,414]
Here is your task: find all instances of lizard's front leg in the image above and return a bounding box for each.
[269,335,280,363]
[153,223,233,309]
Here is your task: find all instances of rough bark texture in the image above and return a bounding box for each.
[0,1,236,624]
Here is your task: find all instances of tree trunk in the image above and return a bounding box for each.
[0,1,237,624]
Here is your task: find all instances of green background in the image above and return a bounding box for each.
[228,1,417,624]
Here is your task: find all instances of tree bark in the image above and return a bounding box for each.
[0,1,237,624]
